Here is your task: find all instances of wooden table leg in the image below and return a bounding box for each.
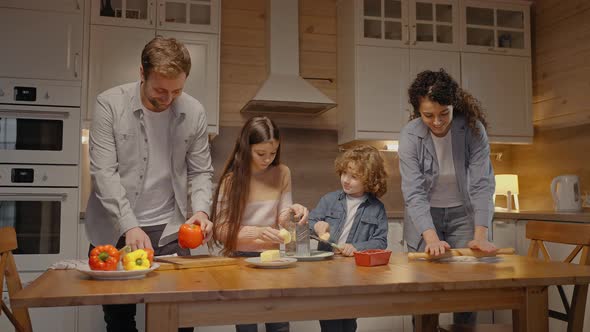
[415,314,439,332]
[146,302,178,332]
[513,287,548,332]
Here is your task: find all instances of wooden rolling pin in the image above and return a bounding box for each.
[408,248,516,261]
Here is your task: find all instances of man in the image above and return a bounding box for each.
[85,36,213,332]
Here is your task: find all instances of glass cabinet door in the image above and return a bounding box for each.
[410,0,458,50]
[157,0,219,33]
[91,0,155,28]
[359,0,408,47]
[463,1,529,56]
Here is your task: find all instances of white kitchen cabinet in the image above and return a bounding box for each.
[0,0,83,12]
[338,44,460,143]
[339,0,462,144]
[91,0,219,33]
[0,273,77,332]
[460,0,531,57]
[357,0,460,51]
[86,25,154,121]
[461,52,532,143]
[0,8,83,81]
[159,30,219,134]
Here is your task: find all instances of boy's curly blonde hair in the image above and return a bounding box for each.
[335,145,388,198]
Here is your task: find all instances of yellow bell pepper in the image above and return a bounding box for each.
[123,249,151,271]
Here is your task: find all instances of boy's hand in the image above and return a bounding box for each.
[335,243,357,257]
[314,221,330,237]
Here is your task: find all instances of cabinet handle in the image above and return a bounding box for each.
[411,25,417,45]
[74,52,80,78]
[495,220,506,225]
[0,193,68,201]
[73,0,80,10]
[159,2,164,26]
[148,1,153,25]
[403,24,410,45]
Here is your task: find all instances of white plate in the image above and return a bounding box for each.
[290,250,334,261]
[76,263,160,280]
[245,257,297,269]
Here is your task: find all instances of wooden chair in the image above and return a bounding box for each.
[438,220,590,332]
[0,227,32,332]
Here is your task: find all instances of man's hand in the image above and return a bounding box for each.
[186,211,213,242]
[125,227,153,251]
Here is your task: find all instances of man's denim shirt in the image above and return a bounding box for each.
[308,190,388,252]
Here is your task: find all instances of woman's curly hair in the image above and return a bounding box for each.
[335,145,387,198]
[408,69,488,135]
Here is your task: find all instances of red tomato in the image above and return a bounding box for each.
[178,224,204,249]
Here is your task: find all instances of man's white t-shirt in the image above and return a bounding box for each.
[134,107,176,226]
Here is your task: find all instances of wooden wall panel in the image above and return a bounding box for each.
[219,0,339,130]
[504,0,590,211]
[531,0,590,128]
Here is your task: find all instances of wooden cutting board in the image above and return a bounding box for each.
[154,255,238,270]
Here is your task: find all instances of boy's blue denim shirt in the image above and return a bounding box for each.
[308,190,388,252]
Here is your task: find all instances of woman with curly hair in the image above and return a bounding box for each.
[399,69,496,324]
[309,145,388,331]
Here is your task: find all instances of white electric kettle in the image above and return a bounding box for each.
[550,175,582,212]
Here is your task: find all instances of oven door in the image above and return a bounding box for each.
[0,187,78,271]
[0,104,80,165]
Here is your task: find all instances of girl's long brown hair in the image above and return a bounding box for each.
[211,116,281,256]
[408,69,488,135]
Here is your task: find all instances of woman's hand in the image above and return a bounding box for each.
[335,243,357,257]
[468,239,497,253]
[258,227,285,244]
[424,240,451,256]
[290,204,309,225]
[422,229,450,256]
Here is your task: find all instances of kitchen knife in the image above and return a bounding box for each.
[310,234,341,249]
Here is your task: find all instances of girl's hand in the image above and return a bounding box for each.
[424,240,451,256]
[335,244,357,257]
[468,239,497,253]
[258,227,285,244]
[290,204,309,225]
[314,221,330,237]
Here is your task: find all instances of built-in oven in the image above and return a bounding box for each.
[0,78,81,165]
[0,164,79,271]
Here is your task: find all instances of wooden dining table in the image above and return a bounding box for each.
[11,253,590,332]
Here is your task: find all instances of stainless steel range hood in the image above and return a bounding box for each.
[240,0,336,115]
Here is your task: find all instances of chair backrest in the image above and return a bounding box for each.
[0,227,32,332]
[526,221,590,332]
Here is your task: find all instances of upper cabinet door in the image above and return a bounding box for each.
[461,53,533,143]
[409,0,459,51]
[357,0,410,47]
[461,0,530,56]
[157,0,219,33]
[158,31,219,134]
[0,0,83,12]
[91,0,156,28]
[86,25,155,120]
[356,45,410,137]
[0,9,83,81]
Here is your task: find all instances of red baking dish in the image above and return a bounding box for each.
[354,249,392,266]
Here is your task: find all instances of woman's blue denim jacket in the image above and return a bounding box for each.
[308,190,388,252]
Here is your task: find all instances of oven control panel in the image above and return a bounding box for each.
[0,78,81,107]
[0,165,78,187]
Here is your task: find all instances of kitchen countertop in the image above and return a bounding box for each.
[387,209,590,223]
